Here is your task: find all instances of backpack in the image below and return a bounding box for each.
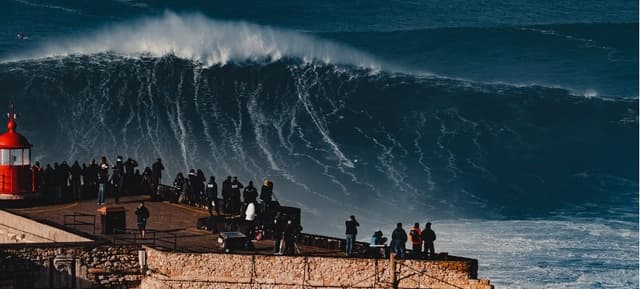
[410,230,420,242]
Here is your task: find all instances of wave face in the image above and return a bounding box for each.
[322,23,639,98]
[0,54,637,228]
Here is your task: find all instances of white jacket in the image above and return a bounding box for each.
[245,202,257,221]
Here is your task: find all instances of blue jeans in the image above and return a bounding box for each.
[393,241,405,258]
[345,234,355,256]
[98,183,105,204]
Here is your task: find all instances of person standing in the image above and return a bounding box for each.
[259,179,274,214]
[59,161,71,198]
[135,201,150,238]
[391,222,407,259]
[244,201,257,238]
[32,161,43,194]
[273,213,285,255]
[97,157,109,205]
[231,176,243,214]
[222,176,232,214]
[195,169,206,207]
[151,158,164,194]
[44,164,55,201]
[206,176,219,216]
[70,161,82,201]
[87,160,99,196]
[243,181,258,204]
[421,222,437,258]
[187,169,198,206]
[173,173,186,203]
[409,223,422,258]
[283,219,298,256]
[141,167,153,196]
[124,158,138,195]
[259,179,273,203]
[345,215,359,257]
[110,162,124,204]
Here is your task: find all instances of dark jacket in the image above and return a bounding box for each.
[221,179,232,198]
[243,185,258,203]
[260,184,273,203]
[151,161,164,179]
[345,219,359,235]
[97,163,109,184]
[392,228,407,243]
[135,206,149,223]
[206,181,218,199]
[421,228,436,243]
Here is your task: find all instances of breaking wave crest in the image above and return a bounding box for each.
[7,12,383,70]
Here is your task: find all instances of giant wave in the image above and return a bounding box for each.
[0,52,637,230]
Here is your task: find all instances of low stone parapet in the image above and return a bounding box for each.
[140,246,493,289]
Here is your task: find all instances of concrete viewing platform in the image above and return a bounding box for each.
[0,195,494,289]
[4,195,348,256]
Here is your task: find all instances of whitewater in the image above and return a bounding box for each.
[0,5,637,288]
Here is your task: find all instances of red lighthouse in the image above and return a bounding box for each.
[0,104,34,199]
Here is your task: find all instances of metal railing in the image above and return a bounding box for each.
[110,228,177,250]
[63,212,96,235]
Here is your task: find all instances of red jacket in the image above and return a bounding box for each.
[409,227,422,245]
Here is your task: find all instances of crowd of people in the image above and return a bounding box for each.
[30,156,165,205]
[349,217,438,259]
[169,170,276,221]
[29,155,438,259]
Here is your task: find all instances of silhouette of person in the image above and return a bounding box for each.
[421,222,436,258]
[173,173,186,202]
[221,176,232,214]
[44,164,55,201]
[206,176,218,216]
[135,201,150,238]
[409,222,422,257]
[110,161,124,204]
[345,215,359,257]
[231,176,243,214]
[243,181,258,204]
[32,161,43,193]
[188,169,198,206]
[70,161,82,201]
[97,157,109,205]
[196,169,206,207]
[141,167,153,196]
[151,158,164,193]
[391,222,407,258]
[260,179,273,204]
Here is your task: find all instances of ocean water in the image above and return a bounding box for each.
[0,1,637,288]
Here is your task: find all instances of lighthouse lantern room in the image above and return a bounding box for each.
[0,104,33,199]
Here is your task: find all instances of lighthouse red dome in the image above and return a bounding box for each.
[0,103,34,199]
[0,109,31,149]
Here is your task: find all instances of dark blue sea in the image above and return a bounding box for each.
[0,1,637,287]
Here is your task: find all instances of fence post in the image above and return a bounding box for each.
[390,253,398,289]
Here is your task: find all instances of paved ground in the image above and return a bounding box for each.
[7,195,344,256]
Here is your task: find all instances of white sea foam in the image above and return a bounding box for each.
[370,217,638,289]
[10,12,382,70]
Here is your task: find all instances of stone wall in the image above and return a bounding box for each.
[140,247,493,289]
[0,243,142,289]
